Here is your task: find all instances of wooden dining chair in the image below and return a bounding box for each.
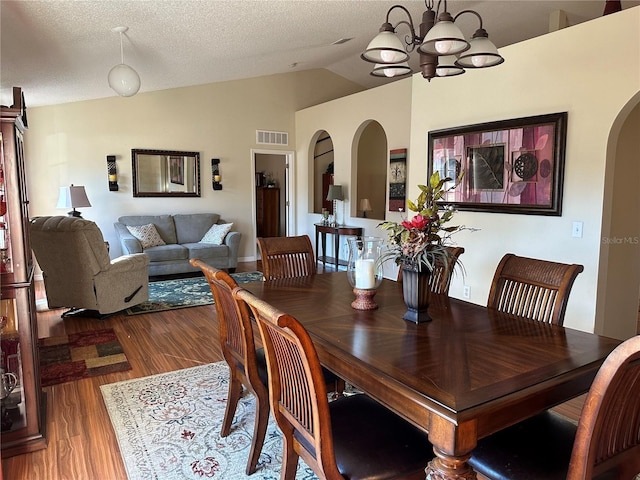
[486,253,584,325]
[257,235,316,280]
[397,245,465,295]
[190,259,269,475]
[235,287,435,480]
[468,334,640,480]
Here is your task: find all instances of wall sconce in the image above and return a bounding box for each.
[212,158,222,190]
[107,155,118,191]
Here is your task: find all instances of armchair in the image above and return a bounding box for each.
[30,216,149,316]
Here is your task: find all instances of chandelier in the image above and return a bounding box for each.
[361,0,504,81]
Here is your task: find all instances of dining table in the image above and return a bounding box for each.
[241,272,621,479]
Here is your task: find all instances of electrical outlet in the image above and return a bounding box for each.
[463,285,471,299]
[572,221,583,238]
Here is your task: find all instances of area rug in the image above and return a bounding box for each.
[101,362,319,480]
[39,328,131,387]
[125,271,263,316]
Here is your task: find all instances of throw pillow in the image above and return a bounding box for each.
[126,223,166,249]
[200,223,233,245]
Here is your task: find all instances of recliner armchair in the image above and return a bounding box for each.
[30,216,149,316]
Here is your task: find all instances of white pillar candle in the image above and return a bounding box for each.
[355,258,376,289]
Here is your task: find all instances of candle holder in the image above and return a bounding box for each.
[347,236,383,310]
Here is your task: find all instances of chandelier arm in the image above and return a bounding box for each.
[386,5,418,44]
[453,9,483,30]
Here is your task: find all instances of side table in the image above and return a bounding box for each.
[314,223,363,270]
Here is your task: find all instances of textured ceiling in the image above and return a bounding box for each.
[1,0,637,107]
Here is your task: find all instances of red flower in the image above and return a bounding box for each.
[402,214,429,231]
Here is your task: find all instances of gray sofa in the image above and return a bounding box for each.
[114,213,241,276]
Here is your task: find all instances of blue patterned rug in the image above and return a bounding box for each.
[125,272,263,315]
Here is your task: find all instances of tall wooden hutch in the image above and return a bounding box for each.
[0,88,47,456]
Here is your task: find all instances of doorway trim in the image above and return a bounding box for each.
[251,148,296,259]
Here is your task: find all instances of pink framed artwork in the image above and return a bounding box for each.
[428,112,567,215]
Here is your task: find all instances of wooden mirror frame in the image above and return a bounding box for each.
[132,149,201,197]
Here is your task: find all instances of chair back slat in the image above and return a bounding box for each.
[488,253,584,325]
[567,336,640,479]
[235,287,339,477]
[257,235,316,280]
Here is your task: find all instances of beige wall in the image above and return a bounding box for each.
[24,69,363,260]
[295,8,640,338]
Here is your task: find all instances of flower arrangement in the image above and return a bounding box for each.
[379,171,462,272]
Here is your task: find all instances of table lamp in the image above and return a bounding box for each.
[56,185,91,218]
[326,184,343,226]
[360,198,372,218]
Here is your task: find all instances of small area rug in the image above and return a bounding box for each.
[39,328,131,387]
[125,271,263,316]
[101,362,319,480]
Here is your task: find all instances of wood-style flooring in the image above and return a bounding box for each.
[2,262,639,479]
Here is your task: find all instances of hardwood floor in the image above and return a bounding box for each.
[3,263,638,479]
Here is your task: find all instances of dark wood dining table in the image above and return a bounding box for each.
[241,272,620,479]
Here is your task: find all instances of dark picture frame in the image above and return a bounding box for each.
[428,112,567,215]
[169,156,184,185]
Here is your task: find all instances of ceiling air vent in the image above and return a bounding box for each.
[256,130,288,146]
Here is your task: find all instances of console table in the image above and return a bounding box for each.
[314,223,362,270]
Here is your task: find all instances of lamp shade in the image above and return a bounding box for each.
[455,32,504,68]
[360,199,372,211]
[108,63,141,97]
[371,62,412,78]
[361,28,409,64]
[419,12,470,56]
[436,55,465,77]
[57,185,91,218]
[326,184,344,201]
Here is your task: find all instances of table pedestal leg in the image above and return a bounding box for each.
[425,449,476,480]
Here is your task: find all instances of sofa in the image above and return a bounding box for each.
[30,216,149,315]
[114,213,241,277]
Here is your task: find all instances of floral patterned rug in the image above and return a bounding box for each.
[100,362,320,480]
[125,272,264,315]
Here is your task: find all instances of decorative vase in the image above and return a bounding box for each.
[347,236,383,310]
[401,264,432,323]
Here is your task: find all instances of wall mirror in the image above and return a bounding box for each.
[132,149,201,197]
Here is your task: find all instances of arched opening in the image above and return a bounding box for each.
[596,93,640,340]
[353,120,387,221]
[312,130,334,215]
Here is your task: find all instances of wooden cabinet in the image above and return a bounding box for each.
[1,88,47,457]
[256,187,280,237]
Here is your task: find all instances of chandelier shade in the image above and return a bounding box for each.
[436,55,465,77]
[361,27,410,64]
[371,62,412,78]
[109,26,141,97]
[361,1,504,81]
[418,13,469,56]
[455,30,504,68]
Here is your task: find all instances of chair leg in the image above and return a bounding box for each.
[331,378,346,399]
[245,390,270,475]
[280,429,300,480]
[221,371,242,437]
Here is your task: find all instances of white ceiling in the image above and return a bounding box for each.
[1,0,637,108]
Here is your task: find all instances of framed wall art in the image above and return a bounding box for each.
[169,155,184,185]
[428,112,567,215]
[388,148,407,212]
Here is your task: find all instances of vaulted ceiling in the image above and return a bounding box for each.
[1,0,636,107]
